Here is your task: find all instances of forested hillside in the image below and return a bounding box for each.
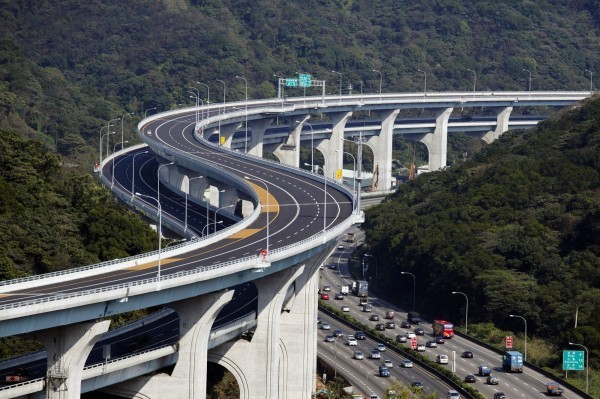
[1,0,599,169]
[363,97,600,367]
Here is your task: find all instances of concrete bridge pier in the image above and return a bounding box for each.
[367,109,399,191]
[479,106,514,144]
[106,290,234,399]
[318,112,352,180]
[247,118,273,157]
[208,265,306,399]
[415,107,453,171]
[273,116,309,167]
[216,123,240,149]
[32,320,111,399]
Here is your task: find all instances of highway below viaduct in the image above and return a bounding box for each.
[0,91,592,399]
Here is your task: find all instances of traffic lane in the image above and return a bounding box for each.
[319,268,582,399]
[318,312,450,397]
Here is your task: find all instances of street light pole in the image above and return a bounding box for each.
[99,126,107,165]
[336,149,356,212]
[332,70,342,96]
[235,76,248,153]
[144,107,157,118]
[568,341,589,394]
[523,69,532,92]
[107,117,121,157]
[509,314,527,361]
[157,162,175,208]
[184,175,203,232]
[245,176,270,259]
[197,81,210,111]
[135,192,163,287]
[214,204,234,234]
[131,151,149,200]
[111,141,128,188]
[373,69,383,100]
[417,69,427,96]
[364,254,378,284]
[400,271,416,310]
[306,164,327,234]
[584,68,593,91]
[452,291,469,335]
[121,112,133,149]
[467,68,477,94]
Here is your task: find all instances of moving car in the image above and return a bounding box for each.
[333,329,344,337]
[401,359,413,368]
[447,390,460,399]
[375,323,385,331]
[478,364,492,376]
[378,366,390,377]
[400,321,411,328]
[5,368,29,383]
[335,293,344,300]
[385,321,395,329]
[382,359,393,368]
[347,336,357,346]
[355,330,366,340]
[370,350,381,359]
[321,293,329,300]
[324,335,335,342]
[320,322,331,330]
[396,334,407,343]
[416,343,426,351]
[322,285,331,292]
[406,331,416,339]
[341,305,350,312]
[426,340,437,348]
[363,304,373,312]
[461,350,473,358]
[487,375,499,385]
[353,351,364,360]
[385,310,395,319]
[414,327,425,335]
[376,343,386,352]
[493,393,506,399]
[435,336,445,344]
[464,374,476,383]
[369,314,380,321]
[437,354,449,364]
[411,381,424,389]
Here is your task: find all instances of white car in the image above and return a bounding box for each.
[353,351,364,360]
[347,336,357,346]
[437,354,449,364]
[370,350,381,359]
[322,285,331,292]
[401,359,413,368]
[383,359,393,368]
[341,305,350,312]
[416,343,426,352]
[406,332,416,339]
[320,322,331,330]
[376,343,386,352]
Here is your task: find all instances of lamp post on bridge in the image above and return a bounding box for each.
[131,151,149,201]
[452,291,469,335]
[509,314,527,362]
[568,341,589,394]
[245,176,270,260]
[144,107,157,118]
[336,149,356,212]
[373,69,383,100]
[235,76,248,153]
[111,141,128,188]
[197,81,210,114]
[467,68,477,95]
[120,112,134,149]
[134,192,164,287]
[106,117,121,158]
[400,271,416,311]
[183,175,204,233]
[417,69,427,96]
[157,162,174,208]
[332,70,342,96]
[214,205,234,234]
[305,163,327,235]
[584,68,593,92]
[523,69,532,92]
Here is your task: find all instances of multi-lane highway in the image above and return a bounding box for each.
[317,235,584,399]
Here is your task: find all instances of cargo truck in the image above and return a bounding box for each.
[545,381,564,396]
[340,285,349,295]
[502,350,524,372]
[432,320,454,338]
[353,280,368,297]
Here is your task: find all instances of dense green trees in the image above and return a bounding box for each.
[363,97,600,368]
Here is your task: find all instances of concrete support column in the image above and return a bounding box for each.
[278,263,321,397]
[209,266,304,399]
[317,112,352,181]
[217,123,240,149]
[272,117,309,167]
[480,106,513,144]
[247,118,273,158]
[35,320,110,399]
[418,107,453,171]
[107,290,234,399]
[367,109,399,191]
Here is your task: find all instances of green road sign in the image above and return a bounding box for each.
[299,73,311,87]
[562,350,585,371]
[285,78,298,87]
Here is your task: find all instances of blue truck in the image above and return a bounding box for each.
[502,351,524,372]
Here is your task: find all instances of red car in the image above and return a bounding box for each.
[321,293,329,300]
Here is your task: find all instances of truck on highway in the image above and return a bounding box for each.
[340,285,349,295]
[432,320,454,338]
[407,311,421,324]
[545,381,564,396]
[346,232,355,243]
[502,350,524,372]
[353,280,368,297]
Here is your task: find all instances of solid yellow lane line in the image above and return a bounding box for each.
[245,181,280,215]
[126,258,183,271]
